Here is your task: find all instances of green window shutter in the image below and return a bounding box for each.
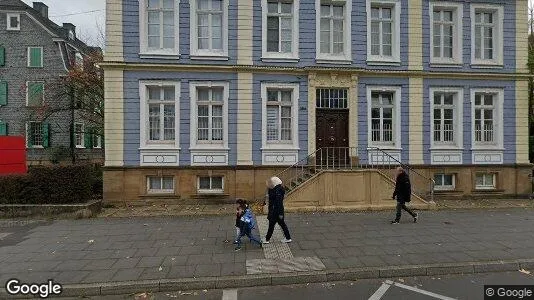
[0,123,7,136]
[0,46,5,66]
[27,82,43,106]
[29,47,42,67]
[42,123,50,148]
[0,81,7,105]
[26,123,33,148]
[84,127,93,148]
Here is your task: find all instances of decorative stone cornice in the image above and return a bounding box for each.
[98,61,532,80]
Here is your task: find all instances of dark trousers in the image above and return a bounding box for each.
[265,215,291,241]
[395,202,416,221]
[236,226,262,247]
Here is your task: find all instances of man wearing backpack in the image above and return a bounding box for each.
[391,167,419,224]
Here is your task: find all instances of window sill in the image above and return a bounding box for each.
[430,62,463,68]
[7,28,20,31]
[430,147,463,151]
[367,146,402,151]
[75,146,85,149]
[27,66,44,68]
[366,60,401,67]
[139,145,181,150]
[315,58,352,65]
[261,145,300,151]
[27,146,44,149]
[190,146,229,151]
[261,57,299,63]
[190,55,229,61]
[433,188,457,193]
[139,53,180,60]
[146,192,175,196]
[471,188,504,193]
[470,147,505,151]
[470,63,504,69]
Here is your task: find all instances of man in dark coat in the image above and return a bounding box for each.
[263,176,292,243]
[391,167,418,224]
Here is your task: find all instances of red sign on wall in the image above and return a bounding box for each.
[0,137,27,174]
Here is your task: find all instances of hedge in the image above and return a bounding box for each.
[0,165,94,204]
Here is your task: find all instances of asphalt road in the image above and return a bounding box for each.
[57,271,534,300]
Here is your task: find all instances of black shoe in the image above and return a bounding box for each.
[390,220,400,224]
[234,246,242,251]
[414,213,419,223]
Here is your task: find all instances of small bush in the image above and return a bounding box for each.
[0,165,94,204]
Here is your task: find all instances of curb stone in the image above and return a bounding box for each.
[1,259,534,298]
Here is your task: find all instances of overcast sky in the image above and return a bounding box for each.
[21,0,105,48]
[19,0,534,49]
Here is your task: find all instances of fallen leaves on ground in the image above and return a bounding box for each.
[519,269,531,275]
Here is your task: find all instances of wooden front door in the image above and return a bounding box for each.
[315,109,349,166]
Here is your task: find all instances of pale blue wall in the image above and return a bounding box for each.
[422,0,516,73]
[357,77,410,164]
[122,71,238,166]
[251,74,309,164]
[422,79,516,164]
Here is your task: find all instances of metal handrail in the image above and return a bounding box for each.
[274,146,435,203]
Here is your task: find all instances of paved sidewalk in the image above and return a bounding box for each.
[1,208,534,293]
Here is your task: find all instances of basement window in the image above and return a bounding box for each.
[198,176,224,194]
[475,173,496,190]
[147,176,174,194]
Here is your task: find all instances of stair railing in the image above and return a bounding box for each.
[273,146,435,202]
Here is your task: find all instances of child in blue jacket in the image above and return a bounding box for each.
[235,202,262,251]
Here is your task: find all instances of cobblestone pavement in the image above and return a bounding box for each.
[1,208,534,286]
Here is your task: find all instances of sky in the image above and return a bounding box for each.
[21,0,105,48]
[18,0,534,49]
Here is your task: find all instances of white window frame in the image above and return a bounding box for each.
[261,0,300,62]
[139,80,181,150]
[429,87,464,150]
[475,173,496,190]
[27,47,43,68]
[429,2,463,66]
[366,0,401,65]
[470,88,503,150]
[433,173,456,191]
[470,4,503,67]
[139,0,180,58]
[367,86,401,150]
[261,83,299,150]
[74,122,85,149]
[190,0,229,60]
[315,0,352,64]
[93,133,102,149]
[190,81,229,150]
[25,81,45,107]
[197,176,224,194]
[6,13,20,31]
[26,121,44,149]
[147,176,175,194]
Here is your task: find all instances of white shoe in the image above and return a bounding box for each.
[281,238,292,243]
[262,240,270,244]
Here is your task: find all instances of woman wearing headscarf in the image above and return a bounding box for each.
[263,176,292,243]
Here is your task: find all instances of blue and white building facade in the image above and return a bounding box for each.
[102,0,530,202]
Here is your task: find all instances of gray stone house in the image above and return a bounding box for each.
[0,0,103,165]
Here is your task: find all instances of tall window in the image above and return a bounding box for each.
[27,47,43,68]
[474,11,494,60]
[267,1,292,53]
[371,91,394,144]
[433,10,453,59]
[433,92,455,144]
[192,0,227,56]
[370,6,392,57]
[430,3,462,65]
[26,82,44,107]
[74,122,84,148]
[474,93,495,143]
[266,89,292,143]
[471,5,503,65]
[147,85,176,142]
[196,87,224,142]
[367,0,400,63]
[147,0,175,50]
[319,3,344,56]
[27,122,49,148]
